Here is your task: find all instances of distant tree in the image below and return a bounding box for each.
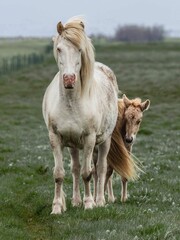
[114,25,165,42]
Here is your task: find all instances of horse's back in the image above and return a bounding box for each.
[94,62,119,95]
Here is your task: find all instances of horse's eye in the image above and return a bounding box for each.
[57,48,61,53]
[136,120,141,125]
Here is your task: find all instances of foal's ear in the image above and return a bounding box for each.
[141,99,150,112]
[123,94,131,108]
[57,21,64,35]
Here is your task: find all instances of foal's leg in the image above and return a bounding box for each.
[105,165,115,203]
[81,135,96,209]
[96,137,111,207]
[49,131,66,214]
[69,148,82,206]
[121,177,128,202]
[121,145,131,203]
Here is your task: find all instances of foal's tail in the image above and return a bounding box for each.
[107,131,141,180]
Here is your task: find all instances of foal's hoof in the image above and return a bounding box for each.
[108,196,116,203]
[121,196,128,203]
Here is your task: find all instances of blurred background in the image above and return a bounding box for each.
[0,0,180,74]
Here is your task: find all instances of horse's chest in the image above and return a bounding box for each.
[56,118,86,148]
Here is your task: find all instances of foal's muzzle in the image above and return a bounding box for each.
[125,136,133,144]
[63,74,76,89]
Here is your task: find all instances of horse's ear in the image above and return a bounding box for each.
[52,36,56,42]
[80,21,85,29]
[141,99,150,112]
[123,94,131,108]
[57,21,64,35]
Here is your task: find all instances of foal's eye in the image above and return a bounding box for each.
[136,120,141,125]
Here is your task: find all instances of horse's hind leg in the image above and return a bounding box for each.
[69,148,82,206]
[92,146,98,202]
[49,131,66,214]
[105,166,115,203]
[121,177,128,202]
[96,137,111,207]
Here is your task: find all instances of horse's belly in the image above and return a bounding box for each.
[61,132,84,149]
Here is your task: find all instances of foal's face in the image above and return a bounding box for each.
[124,106,143,145]
[56,38,82,89]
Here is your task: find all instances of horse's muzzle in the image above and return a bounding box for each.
[63,74,76,89]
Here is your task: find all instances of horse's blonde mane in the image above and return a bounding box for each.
[53,16,95,95]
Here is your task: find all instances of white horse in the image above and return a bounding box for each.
[42,16,119,214]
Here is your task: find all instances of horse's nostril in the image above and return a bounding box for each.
[71,74,75,80]
[125,137,133,144]
[63,74,76,81]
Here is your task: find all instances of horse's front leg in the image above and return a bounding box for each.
[96,137,111,207]
[69,148,82,206]
[81,134,96,209]
[49,131,66,214]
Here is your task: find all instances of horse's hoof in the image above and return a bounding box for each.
[51,204,62,214]
[96,197,106,207]
[72,198,82,207]
[51,202,66,214]
[84,197,96,209]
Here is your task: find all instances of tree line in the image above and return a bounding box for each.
[115,25,165,42]
[91,25,166,43]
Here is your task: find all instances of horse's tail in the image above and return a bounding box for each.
[107,131,141,181]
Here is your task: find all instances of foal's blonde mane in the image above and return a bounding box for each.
[53,16,95,95]
[128,98,142,109]
[108,98,143,180]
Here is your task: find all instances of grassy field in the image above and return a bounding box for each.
[0,38,50,58]
[0,38,50,67]
[0,40,180,240]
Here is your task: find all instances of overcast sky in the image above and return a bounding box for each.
[0,0,180,37]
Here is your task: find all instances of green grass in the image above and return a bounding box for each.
[0,41,180,240]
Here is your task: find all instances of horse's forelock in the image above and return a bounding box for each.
[63,19,95,93]
[53,17,95,94]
